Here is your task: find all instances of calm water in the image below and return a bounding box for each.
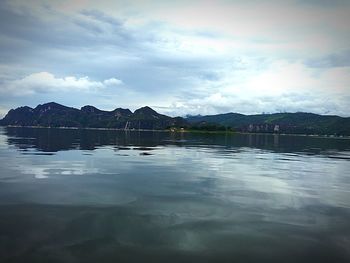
[0,127,350,263]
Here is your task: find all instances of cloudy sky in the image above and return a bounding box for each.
[0,0,349,117]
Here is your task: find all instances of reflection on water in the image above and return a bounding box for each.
[0,127,350,262]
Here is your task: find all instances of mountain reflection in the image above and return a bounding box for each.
[1,127,350,262]
[3,126,350,156]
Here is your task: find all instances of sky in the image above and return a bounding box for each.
[0,0,349,117]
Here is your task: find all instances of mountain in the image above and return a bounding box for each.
[186,112,350,135]
[0,102,186,130]
[1,103,349,135]
[128,106,184,130]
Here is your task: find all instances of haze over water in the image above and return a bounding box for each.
[0,127,350,262]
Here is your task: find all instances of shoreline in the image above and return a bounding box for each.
[1,125,350,139]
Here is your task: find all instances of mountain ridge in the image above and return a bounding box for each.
[1,102,350,135]
[186,112,350,135]
[0,102,186,130]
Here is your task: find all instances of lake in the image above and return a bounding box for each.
[0,126,349,263]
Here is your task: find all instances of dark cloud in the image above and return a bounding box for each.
[80,9,124,27]
[0,1,224,89]
[298,0,350,7]
[305,50,350,68]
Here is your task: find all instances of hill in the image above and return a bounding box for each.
[1,103,349,135]
[0,102,186,130]
[186,112,350,135]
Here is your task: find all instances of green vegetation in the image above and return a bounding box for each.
[187,112,350,136]
[1,102,349,135]
[0,103,186,130]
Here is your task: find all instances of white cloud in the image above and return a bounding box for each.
[169,92,345,117]
[96,0,350,56]
[237,61,350,97]
[168,61,350,116]
[0,105,9,118]
[103,77,123,86]
[0,72,123,96]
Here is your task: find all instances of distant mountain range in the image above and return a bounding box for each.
[1,102,349,135]
[186,112,350,136]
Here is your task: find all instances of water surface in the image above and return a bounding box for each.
[0,127,350,262]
